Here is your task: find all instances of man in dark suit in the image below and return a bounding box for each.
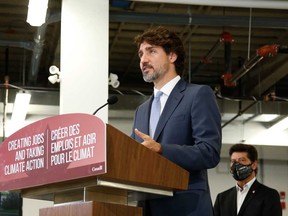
[214,144,282,216]
[131,26,222,216]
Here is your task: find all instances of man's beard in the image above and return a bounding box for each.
[142,63,168,83]
[143,71,160,83]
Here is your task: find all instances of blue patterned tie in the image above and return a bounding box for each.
[150,91,163,138]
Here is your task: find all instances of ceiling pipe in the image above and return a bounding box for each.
[278,45,288,54]
[110,11,288,29]
[248,55,288,97]
[0,12,61,86]
[192,32,233,75]
[221,32,236,87]
[28,12,61,85]
[221,33,236,87]
[221,98,258,128]
[133,0,288,10]
[223,32,234,73]
[0,40,34,51]
[28,25,47,84]
[201,34,224,64]
[190,39,221,74]
[229,44,280,83]
[2,76,9,141]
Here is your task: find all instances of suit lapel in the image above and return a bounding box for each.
[144,95,153,135]
[237,180,260,216]
[231,188,238,216]
[153,79,186,140]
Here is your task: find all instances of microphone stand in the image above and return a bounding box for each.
[92,103,108,115]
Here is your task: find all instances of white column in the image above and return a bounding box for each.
[60,0,109,122]
[23,1,109,215]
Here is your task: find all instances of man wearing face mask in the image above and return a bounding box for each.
[214,143,282,216]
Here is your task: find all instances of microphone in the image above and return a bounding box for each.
[92,95,118,115]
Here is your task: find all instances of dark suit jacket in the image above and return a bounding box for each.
[131,79,222,216]
[214,180,282,216]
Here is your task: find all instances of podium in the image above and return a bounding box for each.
[0,114,189,216]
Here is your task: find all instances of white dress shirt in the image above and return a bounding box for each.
[153,75,180,114]
[236,177,256,213]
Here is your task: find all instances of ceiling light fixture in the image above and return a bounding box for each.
[252,114,279,122]
[26,0,49,27]
[11,92,31,122]
[48,65,61,84]
[269,116,288,131]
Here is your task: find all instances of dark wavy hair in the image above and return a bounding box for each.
[134,26,185,76]
[229,143,258,174]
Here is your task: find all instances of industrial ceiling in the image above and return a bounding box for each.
[0,1,288,95]
[0,0,288,146]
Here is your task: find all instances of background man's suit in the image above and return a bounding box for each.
[131,78,222,216]
[214,180,282,216]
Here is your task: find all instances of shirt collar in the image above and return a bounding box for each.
[153,75,180,96]
[236,177,256,192]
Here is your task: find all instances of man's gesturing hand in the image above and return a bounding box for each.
[134,128,162,154]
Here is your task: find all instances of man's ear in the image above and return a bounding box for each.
[252,160,258,171]
[169,52,177,63]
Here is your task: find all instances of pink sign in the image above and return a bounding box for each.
[0,113,106,191]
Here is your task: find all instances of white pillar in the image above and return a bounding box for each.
[60,0,109,122]
[23,1,109,215]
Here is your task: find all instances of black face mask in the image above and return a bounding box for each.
[230,162,253,181]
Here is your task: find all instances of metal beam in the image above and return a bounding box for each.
[133,0,288,10]
[110,11,288,29]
